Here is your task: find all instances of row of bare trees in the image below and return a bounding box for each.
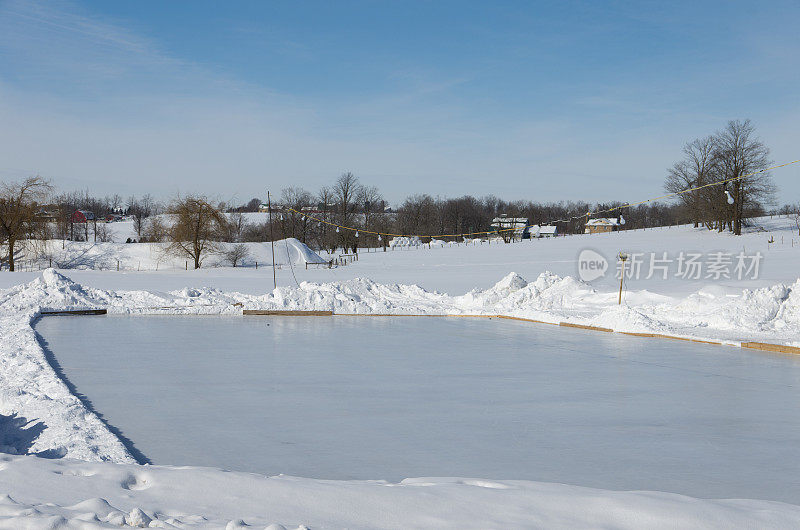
[665,119,775,235]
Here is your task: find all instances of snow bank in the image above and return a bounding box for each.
[0,284,134,463]
[1,454,799,529]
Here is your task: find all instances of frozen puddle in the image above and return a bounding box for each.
[36,314,800,503]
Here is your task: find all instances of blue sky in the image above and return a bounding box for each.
[0,0,797,206]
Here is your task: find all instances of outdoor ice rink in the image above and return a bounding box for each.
[37,314,800,505]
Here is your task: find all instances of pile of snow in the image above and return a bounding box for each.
[265,238,328,266]
[389,236,421,248]
[263,277,452,315]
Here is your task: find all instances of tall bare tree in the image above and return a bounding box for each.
[127,194,155,239]
[397,194,437,236]
[0,177,53,271]
[316,186,334,251]
[108,194,123,214]
[358,185,384,247]
[664,136,718,228]
[223,212,249,242]
[714,119,774,235]
[281,186,313,243]
[333,172,363,251]
[167,196,226,269]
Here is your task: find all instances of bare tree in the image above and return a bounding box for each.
[358,185,384,248]
[397,194,437,236]
[316,186,334,251]
[281,186,313,242]
[0,177,53,271]
[167,196,226,269]
[333,172,363,250]
[94,222,114,243]
[714,119,774,235]
[223,243,250,267]
[143,216,169,242]
[127,194,155,238]
[223,212,249,242]
[664,136,718,228]
[783,204,800,235]
[108,194,123,213]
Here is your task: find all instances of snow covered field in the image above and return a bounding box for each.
[2,216,800,527]
[14,214,795,296]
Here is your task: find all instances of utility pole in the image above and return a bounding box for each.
[268,191,277,291]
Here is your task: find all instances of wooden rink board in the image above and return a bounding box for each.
[243,309,334,316]
[742,342,800,355]
[240,309,800,356]
[52,306,800,357]
[40,309,107,316]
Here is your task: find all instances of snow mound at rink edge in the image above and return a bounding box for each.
[268,238,329,265]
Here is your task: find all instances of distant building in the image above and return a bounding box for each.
[539,225,558,237]
[585,218,621,234]
[36,207,58,222]
[71,210,95,224]
[524,225,558,239]
[491,215,528,238]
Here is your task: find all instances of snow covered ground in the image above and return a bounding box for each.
[25,237,328,272]
[5,453,800,529]
[2,215,800,527]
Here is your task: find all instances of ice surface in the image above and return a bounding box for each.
[36,314,800,504]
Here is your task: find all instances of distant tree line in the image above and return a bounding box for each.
[1,118,793,269]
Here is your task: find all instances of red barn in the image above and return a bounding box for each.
[71,210,96,223]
